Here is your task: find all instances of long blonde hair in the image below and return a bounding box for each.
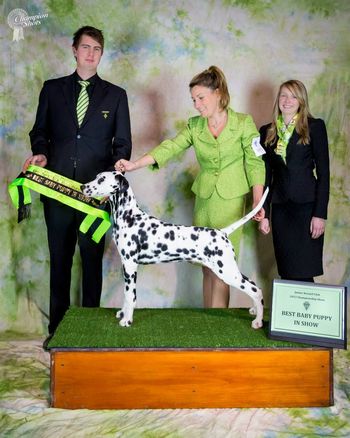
[189,66,230,110]
[265,80,313,146]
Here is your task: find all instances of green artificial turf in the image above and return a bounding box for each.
[48,307,310,349]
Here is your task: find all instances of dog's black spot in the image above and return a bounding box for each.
[191,234,198,241]
[204,246,216,257]
[156,243,168,251]
[164,230,175,241]
[138,229,148,241]
[217,261,223,268]
[138,254,154,261]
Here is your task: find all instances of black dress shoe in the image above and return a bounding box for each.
[43,333,54,351]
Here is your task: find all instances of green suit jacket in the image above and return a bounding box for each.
[149,108,265,199]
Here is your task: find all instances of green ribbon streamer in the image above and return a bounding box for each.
[8,165,111,243]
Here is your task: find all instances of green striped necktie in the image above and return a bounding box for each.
[77,80,90,126]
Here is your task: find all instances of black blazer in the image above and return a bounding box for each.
[259,118,330,219]
[29,73,132,183]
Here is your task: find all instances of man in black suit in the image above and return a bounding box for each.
[23,26,132,346]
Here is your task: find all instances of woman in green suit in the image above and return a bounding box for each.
[116,66,265,308]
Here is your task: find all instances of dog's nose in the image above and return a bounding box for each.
[80,184,85,191]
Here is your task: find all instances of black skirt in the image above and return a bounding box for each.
[271,201,324,278]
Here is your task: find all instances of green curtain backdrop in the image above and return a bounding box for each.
[1,0,349,334]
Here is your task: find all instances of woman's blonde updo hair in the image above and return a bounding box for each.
[189,66,230,110]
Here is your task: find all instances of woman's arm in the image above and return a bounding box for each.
[115,121,194,173]
[311,119,330,219]
[252,184,265,221]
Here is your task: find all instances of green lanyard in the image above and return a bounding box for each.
[8,165,111,243]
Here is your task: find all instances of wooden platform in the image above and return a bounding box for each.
[51,347,333,409]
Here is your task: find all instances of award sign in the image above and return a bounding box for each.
[269,280,347,349]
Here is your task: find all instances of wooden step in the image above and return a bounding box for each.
[51,347,333,409]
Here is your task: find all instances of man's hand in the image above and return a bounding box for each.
[22,154,47,172]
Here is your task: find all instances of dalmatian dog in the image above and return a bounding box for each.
[81,172,268,329]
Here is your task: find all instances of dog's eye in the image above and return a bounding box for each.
[98,177,105,184]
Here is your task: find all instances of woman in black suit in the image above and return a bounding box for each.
[259,80,330,282]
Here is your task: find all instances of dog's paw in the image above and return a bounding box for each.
[116,310,124,319]
[251,318,263,329]
[248,307,257,316]
[119,317,132,327]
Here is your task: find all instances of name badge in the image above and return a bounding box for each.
[251,136,265,156]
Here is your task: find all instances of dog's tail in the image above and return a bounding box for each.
[221,187,269,236]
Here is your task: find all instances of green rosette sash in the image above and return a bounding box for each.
[8,165,111,243]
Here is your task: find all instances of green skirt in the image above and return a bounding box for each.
[193,188,246,258]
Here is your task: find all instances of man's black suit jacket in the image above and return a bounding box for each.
[259,118,330,219]
[29,73,132,183]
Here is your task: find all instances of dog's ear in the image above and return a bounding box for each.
[115,173,129,196]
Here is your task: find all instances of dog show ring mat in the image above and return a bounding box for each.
[49,307,333,409]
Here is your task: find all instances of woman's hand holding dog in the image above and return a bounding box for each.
[115,154,156,173]
[115,159,137,172]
